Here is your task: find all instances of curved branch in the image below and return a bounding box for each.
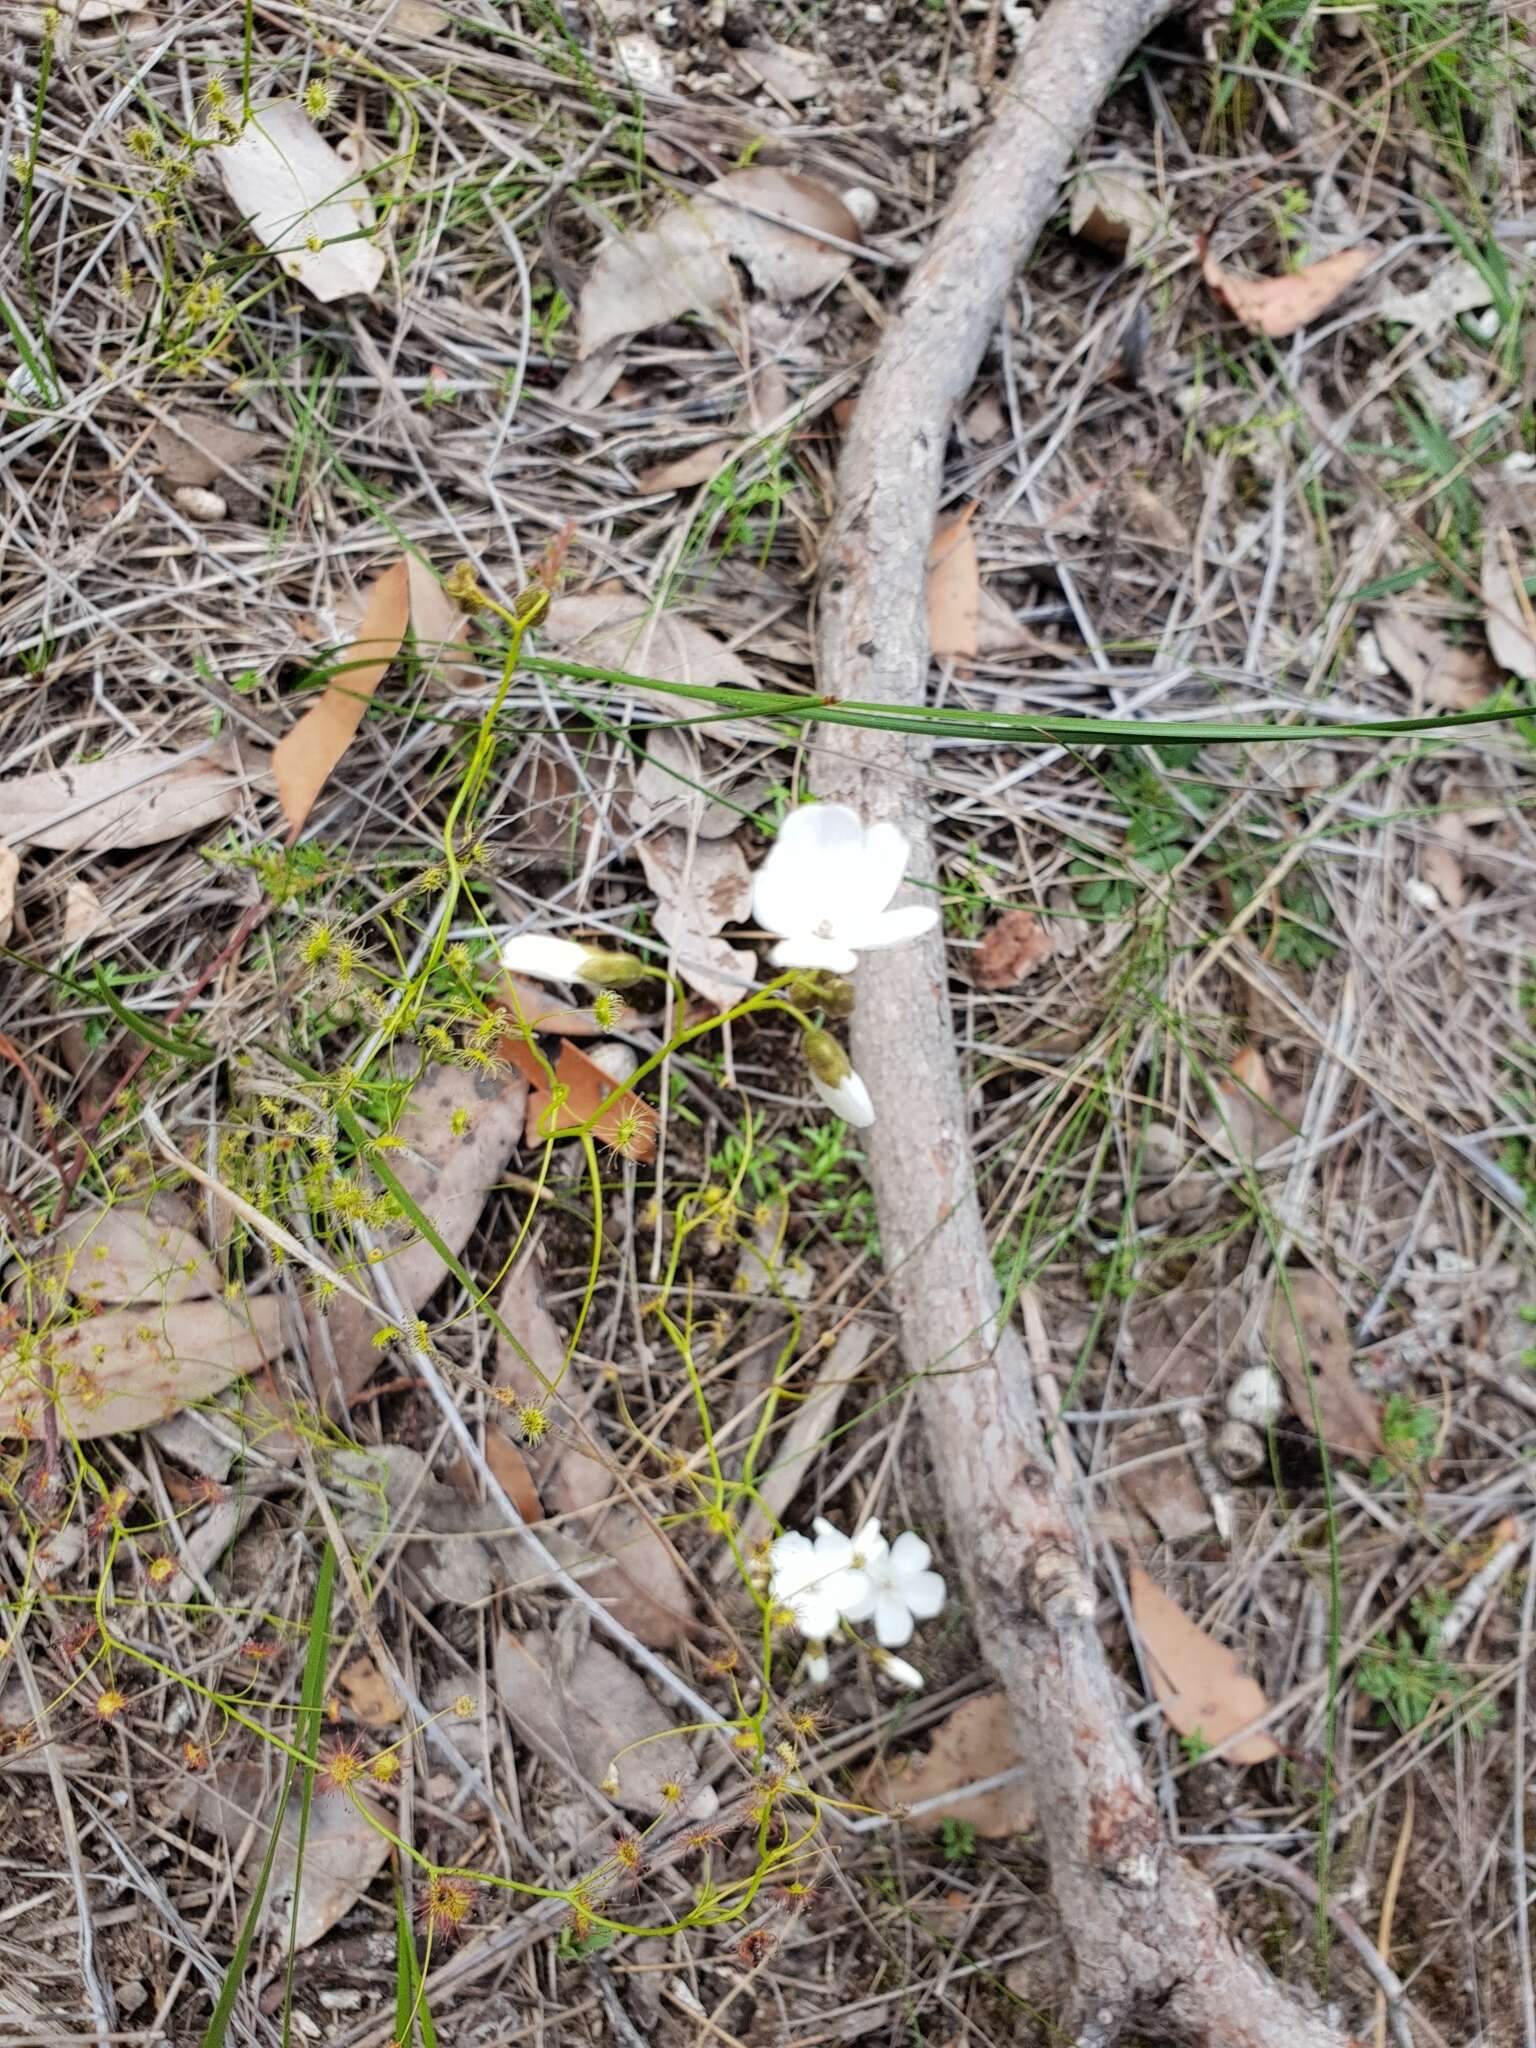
[809,2,1358,2041]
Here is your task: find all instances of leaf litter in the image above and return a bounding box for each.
[860,1691,1034,1836]
[1265,1267,1382,1462]
[1,751,245,853]
[271,558,411,831]
[1129,1567,1279,1765]
[1198,235,1374,337]
[212,101,385,304]
[493,1627,697,1814]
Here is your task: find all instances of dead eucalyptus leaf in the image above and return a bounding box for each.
[50,1199,221,1307]
[1199,236,1373,338]
[973,908,1052,989]
[545,1451,694,1646]
[538,590,758,704]
[1069,167,1162,257]
[1113,1417,1215,1545]
[637,441,736,493]
[0,846,16,948]
[1266,1268,1381,1462]
[61,880,112,954]
[2,751,243,853]
[406,556,477,689]
[509,1038,658,1161]
[213,102,385,303]
[860,1692,1034,1836]
[1374,607,1497,709]
[368,0,451,33]
[151,408,272,490]
[1481,521,1536,682]
[1200,1047,1292,1165]
[637,828,755,1011]
[631,728,742,839]
[1129,1566,1279,1764]
[926,503,980,660]
[493,1631,693,1812]
[183,1764,390,1947]
[493,1248,569,1440]
[0,1295,283,1441]
[325,1061,529,1402]
[272,559,410,830]
[579,167,862,356]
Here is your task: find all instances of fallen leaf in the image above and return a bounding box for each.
[630,727,745,839]
[337,1656,403,1727]
[0,845,16,948]
[1129,1566,1279,1764]
[1199,236,1373,339]
[324,1060,529,1403]
[493,1630,694,1813]
[637,828,756,1011]
[2,751,243,854]
[406,556,477,689]
[213,101,385,304]
[926,502,980,661]
[272,559,410,831]
[0,1295,283,1441]
[1122,1287,1222,1399]
[517,1039,658,1161]
[537,589,759,704]
[367,0,451,34]
[151,408,272,490]
[183,1764,390,1947]
[60,879,112,954]
[496,978,605,1038]
[49,1198,221,1307]
[1112,1418,1214,1545]
[739,41,821,103]
[637,441,736,493]
[1419,838,1465,911]
[1266,1268,1381,1462]
[493,1248,569,1438]
[1069,167,1162,257]
[443,1422,546,1524]
[544,1451,694,1646]
[1199,1048,1292,1165]
[973,908,1052,989]
[1481,521,1536,682]
[1374,606,1497,709]
[860,1692,1034,1836]
[579,167,862,356]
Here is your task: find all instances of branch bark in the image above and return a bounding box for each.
[810,3,1360,2042]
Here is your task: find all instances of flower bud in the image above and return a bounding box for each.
[576,948,648,990]
[800,1027,851,1089]
[787,970,856,1019]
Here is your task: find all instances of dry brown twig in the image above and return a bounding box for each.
[810,0,1357,2039]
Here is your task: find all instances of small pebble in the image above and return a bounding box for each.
[173,484,227,522]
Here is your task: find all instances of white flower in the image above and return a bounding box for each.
[768,1516,884,1641]
[502,932,644,989]
[807,1064,875,1129]
[753,803,938,973]
[873,1650,924,1691]
[502,933,593,983]
[841,1529,946,1648]
[804,1646,830,1687]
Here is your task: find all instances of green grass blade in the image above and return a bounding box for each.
[200,1542,336,2048]
[394,1885,438,2048]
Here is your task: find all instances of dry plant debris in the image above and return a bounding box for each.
[2,0,1535,2041]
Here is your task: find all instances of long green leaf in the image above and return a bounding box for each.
[522,653,1529,748]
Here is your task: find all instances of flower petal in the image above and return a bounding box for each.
[768,934,860,974]
[873,1593,915,1647]
[849,819,912,918]
[904,1569,947,1621]
[841,904,939,953]
[804,1648,830,1686]
[886,1531,932,1577]
[876,1652,924,1690]
[790,1586,842,1639]
[501,932,592,984]
[752,804,865,936]
[808,1067,875,1128]
[838,1577,876,1625]
[851,1518,886,1564]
